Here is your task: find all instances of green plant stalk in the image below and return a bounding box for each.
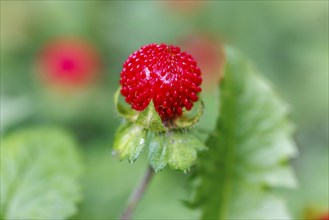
[120,166,154,220]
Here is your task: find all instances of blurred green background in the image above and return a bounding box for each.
[1,1,328,219]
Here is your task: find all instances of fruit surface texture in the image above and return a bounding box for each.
[120,43,202,122]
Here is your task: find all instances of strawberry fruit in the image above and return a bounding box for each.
[120,43,202,122]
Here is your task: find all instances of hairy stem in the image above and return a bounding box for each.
[120,166,154,220]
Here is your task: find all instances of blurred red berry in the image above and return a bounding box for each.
[180,34,225,90]
[120,43,202,122]
[37,38,101,88]
[319,213,329,220]
[165,0,204,13]
[304,209,329,220]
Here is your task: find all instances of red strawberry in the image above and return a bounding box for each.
[37,38,101,88]
[120,43,202,122]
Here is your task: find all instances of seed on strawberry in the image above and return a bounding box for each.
[120,43,202,122]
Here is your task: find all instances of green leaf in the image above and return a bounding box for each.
[112,122,147,163]
[136,101,167,132]
[148,131,206,172]
[0,127,82,219]
[167,132,206,172]
[190,47,297,219]
[148,133,169,172]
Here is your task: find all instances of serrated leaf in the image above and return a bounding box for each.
[113,122,146,163]
[0,127,82,219]
[190,47,297,219]
[147,131,206,172]
[135,101,167,132]
[228,188,291,219]
[167,132,206,172]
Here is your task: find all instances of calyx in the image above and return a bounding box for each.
[113,87,206,172]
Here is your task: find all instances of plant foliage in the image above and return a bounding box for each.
[189,47,298,219]
[0,128,82,219]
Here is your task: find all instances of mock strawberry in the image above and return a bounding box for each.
[37,38,101,88]
[120,43,202,122]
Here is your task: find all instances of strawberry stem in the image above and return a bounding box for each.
[120,166,154,220]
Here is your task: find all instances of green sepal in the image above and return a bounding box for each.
[147,131,207,172]
[174,99,204,128]
[112,122,146,163]
[166,132,207,172]
[113,88,205,170]
[114,87,138,121]
[148,132,169,172]
[136,101,167,132]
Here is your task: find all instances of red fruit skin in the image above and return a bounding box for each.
[120,43,202,122]
[37,38,101,88]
